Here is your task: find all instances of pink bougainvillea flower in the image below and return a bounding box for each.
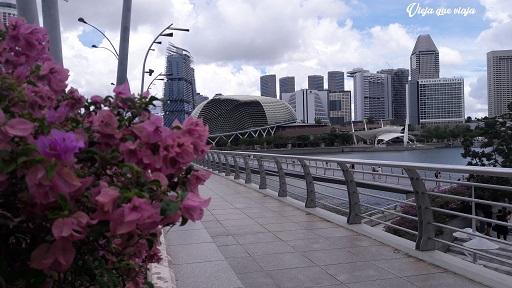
[92,110,121,137]
[2,117,36,137]
[188,168,211,194]
[39,61,69,93]
[91,184,120,220]
[52,211,91,241]
[132,114,164,144]
[181,192,211,222]
[29,239,75,272]
[36,129,84,163]
[113,82,133,98]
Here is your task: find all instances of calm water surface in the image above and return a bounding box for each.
[313,147,467,166]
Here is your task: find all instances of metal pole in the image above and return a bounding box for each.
[41,0,63,64]
[116,0,132,86]
[16,0,39,25]
[140,24,172,96]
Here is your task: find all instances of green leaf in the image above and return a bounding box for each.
[45,163,57,179]
[19,144,38,156]
[147,179,162,187]
[180,216,189,226]
[2,161,16,174]
[57,194,71,211]
[160,199,180,218]
[144,280,155,288]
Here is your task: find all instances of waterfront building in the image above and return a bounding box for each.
[0,0,16,26]
[378,68,410,124]
[410,34,439,81]
[328,91,351,125]
[308,75,325,91]
[279,76,295,100]
[282,89,330,124]
[195,92,209,107]
[409,78,465,125]
[260,74,277,98]
[347,68,392,121]
[487,50,512,117]
[162,44,197,126]
[327,71,345,92]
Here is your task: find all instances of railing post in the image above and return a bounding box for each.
[256,156,267,189]
[273,157,287,197]
[215,152,223,173]
[223,154,231,176]
[337,162,361,224]
[298,159,316,208]
[404,168,435,251]
[232,155,240,180]
[206,152,213,170]
[243,155,251,184]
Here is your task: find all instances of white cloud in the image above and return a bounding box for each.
[439,46,464,68]
[479,0,512,26]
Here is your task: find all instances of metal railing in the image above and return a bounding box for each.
[195,150,512,275]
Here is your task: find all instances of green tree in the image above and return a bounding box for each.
[461,102,512,201]
[314,118,323,124]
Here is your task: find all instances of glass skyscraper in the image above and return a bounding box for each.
[487,50,512,117]
[279,76,295,100]
[327,71,345,92]
[162,44,197,127]
[378,68,409,124]
[260,74,277,98]
[308,75,324,91]
[410,34,439,81]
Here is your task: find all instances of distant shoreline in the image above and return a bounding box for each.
[241,142,462,155]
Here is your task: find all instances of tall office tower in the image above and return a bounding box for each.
[279,76,295,100]
[282,89,330,124]
[163,44,197,127]
[260,74,277,98]
[411,78,465,125]
[308,75,324,91]
[327,71,345,92]
[348,68,392,121]
[378,68,409,124]
[410,34,439,81]
[195,92,209,107]
[328,91,351,125]
[0,0,16,26]
[487,50,512,117]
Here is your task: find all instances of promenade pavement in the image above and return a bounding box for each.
[166,172,489,288]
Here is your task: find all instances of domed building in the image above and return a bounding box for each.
[191,95,297,144]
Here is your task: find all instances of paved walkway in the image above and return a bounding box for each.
[167,173,489,288]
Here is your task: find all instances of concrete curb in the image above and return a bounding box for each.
[149,232,176,288]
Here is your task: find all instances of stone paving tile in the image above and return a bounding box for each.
[326,235,382,248]
[212,235,239,246]
[277,209,311,217]
[214,212,251,221]
[312,227,358,237]
[345,278,418,288]
[232,232,281,244]
[297,220,341,229]
[226,256,263,274]
[244,210,282,218]
[253,216,294,225]
[372,257,445,277]
[201,219,223,229]
[242,241,296,256]
[274,229,320,241]
[236,271,279,288]
[267,266,342,288]
[218,244,251,258]
[209,208,241,215]
[347,245,407,261]
[225,224,269,235]
[403,272,489,287]
[173,261,243,288]
[219,218,259,227]
[262,222,304,232]
[286,213,324,222]
[169,242,225,265]
[203,226,230,237]
[285,237,340,251]
[321,261,397,284]
[168,229,212,246]
[253,252,316,270]
[301,249,362,265]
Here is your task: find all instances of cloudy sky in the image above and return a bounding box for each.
[31,0,512,118]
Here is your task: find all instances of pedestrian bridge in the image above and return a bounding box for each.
[159,151,512,287]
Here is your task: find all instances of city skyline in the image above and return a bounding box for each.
[14,0,512,119]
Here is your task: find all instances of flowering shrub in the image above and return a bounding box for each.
[0,17,211,287]
[385,185,471,242]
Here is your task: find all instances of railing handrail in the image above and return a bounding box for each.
[209,150,512,177]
